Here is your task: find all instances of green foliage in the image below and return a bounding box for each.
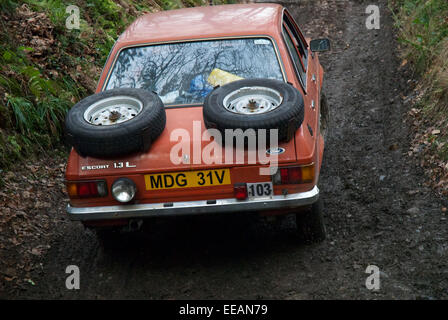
[160,0,188,9]
[0,0,233,168]
[392,0,448,72]
[0,0,18,12]
[0,38,73,138]
[391,0,448,161]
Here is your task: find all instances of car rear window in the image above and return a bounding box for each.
[105,38,284,106]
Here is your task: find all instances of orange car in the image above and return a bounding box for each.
[64,3,330,243]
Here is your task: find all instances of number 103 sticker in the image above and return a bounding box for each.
[247,182,274,199]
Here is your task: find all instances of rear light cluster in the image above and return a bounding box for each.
[233,164,315,200]
[67,180,108,198]
[67,178,137,203]
[233,183,248,200]
[272,165,314,185]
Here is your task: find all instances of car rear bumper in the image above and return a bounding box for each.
[67,186,319,221]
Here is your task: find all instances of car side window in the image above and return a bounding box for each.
[284,14,308,69]
[283,24,307,89]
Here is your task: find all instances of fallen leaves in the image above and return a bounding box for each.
[31,247,45,256]
[389,143,399,151]
[406,85,448,196]
[12,4,55,59]
[0,154,68,293]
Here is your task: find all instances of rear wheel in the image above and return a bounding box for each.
[296,198,326,243]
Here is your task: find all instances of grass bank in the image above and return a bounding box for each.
[390,0,448,195]
[0,0,235,170]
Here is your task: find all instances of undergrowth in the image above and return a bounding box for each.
[390,0,448,194]
[0,0,235,169]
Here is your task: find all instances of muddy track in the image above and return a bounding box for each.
[13,0,448,299]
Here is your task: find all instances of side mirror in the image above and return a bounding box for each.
[310,38,331,52]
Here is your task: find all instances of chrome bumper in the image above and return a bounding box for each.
[67,186,319,221]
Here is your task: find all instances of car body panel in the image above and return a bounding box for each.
[65,3,326,216]
[66,106,299,179]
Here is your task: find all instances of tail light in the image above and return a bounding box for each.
[273,164,314,184]
[67,180,108,198]
[234,183,248,200]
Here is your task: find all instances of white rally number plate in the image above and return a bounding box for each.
[247,182,274,199]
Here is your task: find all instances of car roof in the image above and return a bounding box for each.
[117,3,284,46]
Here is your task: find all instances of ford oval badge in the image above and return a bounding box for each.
[266,147,285,155]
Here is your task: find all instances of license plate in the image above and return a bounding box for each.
[247,182,274,199]
[144,169,231,190]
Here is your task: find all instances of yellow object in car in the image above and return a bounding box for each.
[207,68,244,87]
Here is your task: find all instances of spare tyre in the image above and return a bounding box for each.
[203,79,304,142]
[65,88,166,158]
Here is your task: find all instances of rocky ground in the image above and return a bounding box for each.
[1,0,447,299]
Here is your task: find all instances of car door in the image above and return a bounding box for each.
[282,11,319,140]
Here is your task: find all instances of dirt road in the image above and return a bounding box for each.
[10,0,448,299]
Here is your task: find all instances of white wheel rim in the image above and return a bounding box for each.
[83,96,143,126]
[222,86,283,115]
